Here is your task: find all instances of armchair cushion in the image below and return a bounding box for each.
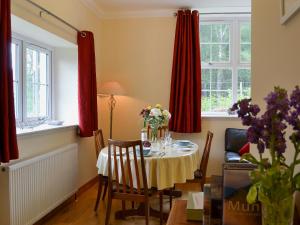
[225,151,241,162]
[225,128,248,153]
[239,142,250,156]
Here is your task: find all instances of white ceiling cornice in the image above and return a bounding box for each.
[80,0,251,19]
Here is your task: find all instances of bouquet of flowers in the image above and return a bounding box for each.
[140,104,171,141]
[230,86,300,225]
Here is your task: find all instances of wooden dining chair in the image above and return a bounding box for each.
[168,131,214,209]
[93,129,108,212]
[194,131,214,190]
[147,125,168,139]
[105,139,163,225]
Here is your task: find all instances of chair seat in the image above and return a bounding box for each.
[112,184,158,196]
[194,169,203,179]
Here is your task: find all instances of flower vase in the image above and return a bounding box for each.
[150,124,159,143]
[151,127,158,143]
[261,193,294,225]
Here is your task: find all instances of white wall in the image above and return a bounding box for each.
[53,47,78,124]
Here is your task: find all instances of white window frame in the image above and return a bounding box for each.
[200,15,251,117]
[12,33,53,127]
[11,38,22,122]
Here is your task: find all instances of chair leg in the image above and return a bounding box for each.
[131,201,135,209]
[122,200,126,218]
[144,201,149,225]
[160,192,163,225]
[102,181,108,200]
[169,188,173,210]
[94,175,103,212]
[105,195,112,225]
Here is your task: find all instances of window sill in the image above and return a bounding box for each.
[17,123,78,137]
[202,113,239,119]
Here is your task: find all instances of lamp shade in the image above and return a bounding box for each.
[98,81,126,96]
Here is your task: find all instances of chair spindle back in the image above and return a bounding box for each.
[107,139,148,196]
[94,129,105,158]
[200,131,214,189]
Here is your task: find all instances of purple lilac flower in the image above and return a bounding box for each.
[290,86,300,111]
[230,87,290,155]
[287,86,300,144]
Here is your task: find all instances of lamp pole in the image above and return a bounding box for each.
[108,94,116,139]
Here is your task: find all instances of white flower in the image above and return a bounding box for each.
[150,108,162,117]
[163,110,171,119]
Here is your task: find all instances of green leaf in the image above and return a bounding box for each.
[294,172,300,190]
[247,185,258,204]
[241,153,259,165]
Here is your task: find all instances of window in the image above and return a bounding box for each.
[12,36,52,127]
[200,17,251,115]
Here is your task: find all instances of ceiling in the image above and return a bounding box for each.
[81,0,251,18]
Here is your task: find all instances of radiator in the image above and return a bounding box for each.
[0,143,78,225]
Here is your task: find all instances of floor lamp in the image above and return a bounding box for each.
[98,81,126,139]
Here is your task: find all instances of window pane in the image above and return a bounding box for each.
[200,24,212,43]
[40,52,47,84]
[26,47,48,119]
[12,43,16,80]
[201,69,232,112]
[211,91,232,112]
[211,69,232,90]
[238,68,251,100]
[240,23,251,43]
[201,44,211,63]
[212,24,230,43]
[241,44,251,62]
[200,23,230,63]
[211,44,229,62]
[39,84,47,116]
[202,91,211,112]
[240,22,251,63]
[202,69,210,90]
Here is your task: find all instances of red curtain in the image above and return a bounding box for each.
[77,31,98,137]
[169,10,201,133]
[0,0,19,163]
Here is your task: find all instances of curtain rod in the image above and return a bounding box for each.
[25,0,86,37]
[174,11,251,16]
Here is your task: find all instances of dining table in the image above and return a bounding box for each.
[96,140,200,219]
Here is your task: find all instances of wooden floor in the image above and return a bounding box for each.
[40,182,201,225]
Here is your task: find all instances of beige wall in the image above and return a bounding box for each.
[252,0,300,211]
[252,0,300,107]
[98,18,243,176]
[252,0,300,166]
[11,0,300,189]
[12,0,102,187]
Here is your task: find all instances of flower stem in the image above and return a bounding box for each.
[290,140,300,185]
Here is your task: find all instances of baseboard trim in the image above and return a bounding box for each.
[77,176,98,196]
[34,175,98,225]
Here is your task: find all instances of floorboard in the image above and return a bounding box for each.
[39,182,201,225]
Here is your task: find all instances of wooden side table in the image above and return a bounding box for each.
[166,200,202,225]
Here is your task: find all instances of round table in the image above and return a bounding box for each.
[96,142,200,190]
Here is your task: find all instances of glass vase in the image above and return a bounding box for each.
[150,124,159,143]
[261,193,294,225]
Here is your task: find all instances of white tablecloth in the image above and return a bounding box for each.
[96,142,200,190]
